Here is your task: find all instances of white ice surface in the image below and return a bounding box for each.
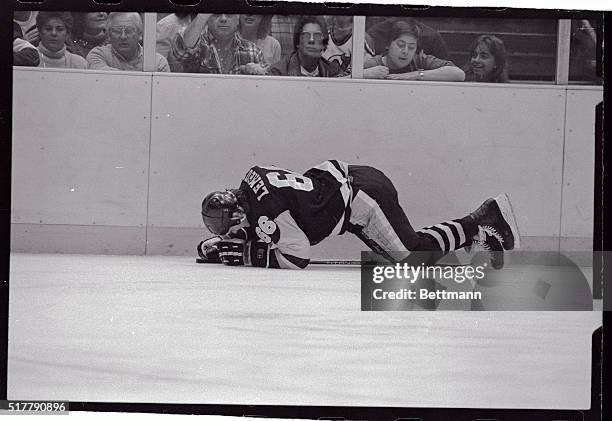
[7,253,601,409]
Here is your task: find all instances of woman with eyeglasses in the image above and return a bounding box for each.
[268,15,345,77]
[363,19,464,81]
[36,11,87,69]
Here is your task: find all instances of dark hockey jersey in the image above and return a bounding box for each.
[238,160,352,268]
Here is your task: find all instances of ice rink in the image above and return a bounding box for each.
[7,253,601,410]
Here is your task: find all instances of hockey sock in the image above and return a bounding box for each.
[417,218,477,254]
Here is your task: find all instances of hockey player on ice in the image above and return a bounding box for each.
[198,160,520,270]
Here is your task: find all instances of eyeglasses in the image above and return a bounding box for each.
[109,26,138,36]
[300,31,324,43]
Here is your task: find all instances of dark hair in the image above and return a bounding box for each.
[36,11,74,34]
[71,13,84,38]
[292,15,329,50]
[71,12,103,39]
[387,19,420,48]
[257,15,273,40]
[467,34,509,83]
[240,15,273,40]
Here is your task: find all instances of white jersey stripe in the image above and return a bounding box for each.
[349,191,410,260]
[273,249,303,269]
[314,161,352,236]
[330,213,345,236]
[313,160,347,183]
[313,160,352,208]
[273,210,311,261]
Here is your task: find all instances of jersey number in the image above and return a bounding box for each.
[266,171,314,191]
[256,215,277,243]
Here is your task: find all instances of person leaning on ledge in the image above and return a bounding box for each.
[363,19,464,81]
[86,12,169,72]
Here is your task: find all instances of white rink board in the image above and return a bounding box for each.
[149,75,566,238]
[11,68,151,227]
[10,68,600,255]
[561,88,601,239]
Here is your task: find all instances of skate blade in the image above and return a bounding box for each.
[494,193,521,249]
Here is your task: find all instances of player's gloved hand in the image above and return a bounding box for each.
[197,236,222,263]
[218,239,247,266]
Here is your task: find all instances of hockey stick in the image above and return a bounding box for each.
[311,260,467,267]
[311,259,362,265]
[196,257,467,267]
[195,257,362,265]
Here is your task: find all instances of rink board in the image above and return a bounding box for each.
[11,68,602,257]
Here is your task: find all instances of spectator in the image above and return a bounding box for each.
[463,35,509,83]
[268,15,345,77]
[156,13,194,58]
[271,15,296,62]
[36,12,87,69]
[367,17,449,59]
[70,12,109,58]
[363,19,464,81]
[156,13,196,72]
[322,15,375,73]
[170,13,266,75]
[13,21,40,67]
[87,12,169,72]
[14,11,39,46]
[239,15,281,67]
[569,19,600,84]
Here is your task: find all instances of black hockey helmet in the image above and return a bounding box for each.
[201,190,243,235]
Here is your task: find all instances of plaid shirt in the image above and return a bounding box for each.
[172,29,264,74]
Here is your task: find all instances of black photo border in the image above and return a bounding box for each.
[0,1,607,419]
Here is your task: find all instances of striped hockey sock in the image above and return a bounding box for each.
[417,218,477,254]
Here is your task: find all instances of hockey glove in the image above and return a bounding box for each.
[197,236,222,263]
[218,239,247,266]
[248,241,279,268]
